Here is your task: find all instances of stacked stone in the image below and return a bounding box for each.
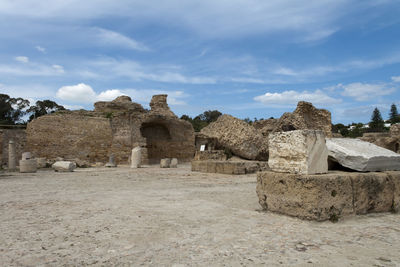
[257,130,400,221]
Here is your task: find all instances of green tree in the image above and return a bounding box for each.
[27,100,65,121]
[0,94,30,125]
[180,110,222,132]
[198,110,222,123]
[369,107,385,132]
[389,103,400,124]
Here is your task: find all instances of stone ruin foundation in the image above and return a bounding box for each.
[256,129,400,221]
[26,95,195,165]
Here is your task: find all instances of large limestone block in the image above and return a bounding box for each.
[268,130,328,174]
[52,161,76,172]
[326,138,400,171]
[160,158,171,168]
[131,147,142,168]
[350,172,394,214]
[200,114,269,160]
[257,171,354,221]
[386,171,400,212]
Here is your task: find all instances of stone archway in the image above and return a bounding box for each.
[140,122,171,164]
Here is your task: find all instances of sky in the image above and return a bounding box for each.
[1,0,400,124]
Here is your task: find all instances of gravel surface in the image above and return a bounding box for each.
[1,165,399,266]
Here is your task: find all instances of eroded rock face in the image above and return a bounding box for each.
[200,114,269,160]
[256,171,400,221]
[268,130,328,175]
[253,118,278,137]
[27,95,195,164]
[326,138,400,171]
[272,101,332,137]
[360,125,400,153]
[150,94,175,117]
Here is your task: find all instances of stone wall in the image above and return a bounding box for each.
[26,112,113,163]
[0,128,27,167]
[26,95,195,164]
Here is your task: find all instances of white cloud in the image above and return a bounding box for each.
[15,56,29,63]
[340,82,396,101]
[35,45,46,53]
[52,64,64,73]
[392,76,400,83]
[95,28,149,51]
[97,89,126,101]
[56,83,97,103]
[254,89,341,105]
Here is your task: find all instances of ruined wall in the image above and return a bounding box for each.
[26,112,113,163]
[0,129,27,167]
[26,95,195,164]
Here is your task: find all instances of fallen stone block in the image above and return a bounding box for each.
[52,161,76,172]
[326,138,400,172]
[160,158,171,168]
[257,171,400,221]
[19,159,37,173]
[268,130,328,175]
[170,158,178,168]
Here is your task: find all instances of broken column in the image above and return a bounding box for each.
[8,140,16,171]
[268,130,328,175]
[131,147,142,168]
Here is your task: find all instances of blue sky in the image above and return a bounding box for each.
[1,0,400,124]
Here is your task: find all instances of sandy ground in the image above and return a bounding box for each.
[1,164,400,266]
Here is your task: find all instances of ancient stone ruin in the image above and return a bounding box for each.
[26,95,195,165]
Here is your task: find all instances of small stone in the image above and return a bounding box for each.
[52,161,76,172]
[170,158,178,168]
[160,158,171,168]
[36,157,48,168]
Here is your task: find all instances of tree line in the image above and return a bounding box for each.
[333,104,400,138]
[0,94,65,125]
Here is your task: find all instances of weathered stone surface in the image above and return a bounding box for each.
[131,147,142,168]
[257,171,400,221]
[351,173,394,214]
[326,138,400,171]
[19,159,37,173]
[27,95,195,165]
[193,150,226,161]
[194,132,218,151]
[8,140,16,171]
[253,118,278,137]
[94,95,145,113]
[21,152,32,160]
[52,161,76,172]
[192,160,270,175]
[272,101,332,137]
[160,158,171,168]
[149,94,176,117]
[36,157,48,168]
[268,130,328,175]
[387,171,400,212]
[170,158,178,168]
[200,115,269,160]
[360,132,398,152]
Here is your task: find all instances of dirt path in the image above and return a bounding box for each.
[1,165,399,266]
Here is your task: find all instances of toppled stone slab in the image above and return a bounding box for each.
[192,160,270,175]
[268,130,328,175]
[326,138,400,172]
[200,115,269,160]
[52,161,76,172]
[256,171,400,221]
